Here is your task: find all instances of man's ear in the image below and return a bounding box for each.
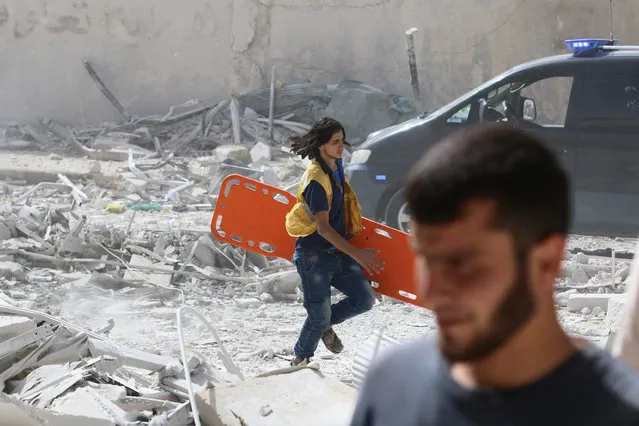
[529,233,566,291]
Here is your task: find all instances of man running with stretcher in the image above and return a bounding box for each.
[285,117,384,367]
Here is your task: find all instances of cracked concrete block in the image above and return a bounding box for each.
[0,314,36,340]
[214,145,251,164]
[196,367,356,426]
[567,293,613,313]
[250,141,272,163]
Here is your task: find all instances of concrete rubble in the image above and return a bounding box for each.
[0,146,358,423]
[2,65,416,165]
[1,75,402,424]
[0,73,637,424]
[0,145,634,424]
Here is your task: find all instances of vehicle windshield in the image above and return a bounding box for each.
[425,69,512,119]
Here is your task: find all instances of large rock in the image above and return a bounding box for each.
[214,145,251,164]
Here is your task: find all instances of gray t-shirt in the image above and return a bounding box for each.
[350,336,639,426]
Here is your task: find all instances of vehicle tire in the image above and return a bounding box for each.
[384,189,412,233]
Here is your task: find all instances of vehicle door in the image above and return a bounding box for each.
[571,66,639,237]
[438,72,581,182]
[509,73,582,185]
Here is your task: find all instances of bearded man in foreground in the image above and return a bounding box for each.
[350,124,639,426]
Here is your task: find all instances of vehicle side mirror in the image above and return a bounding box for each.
[522,98,537,121]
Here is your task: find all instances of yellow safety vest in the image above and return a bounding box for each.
[285,160,363,238]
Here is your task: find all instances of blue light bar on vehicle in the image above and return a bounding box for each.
[564,38,618,53]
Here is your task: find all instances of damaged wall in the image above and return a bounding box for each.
[0,0,638,124]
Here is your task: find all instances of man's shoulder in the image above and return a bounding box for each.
[366,335,439,380]
[581,345,639,408]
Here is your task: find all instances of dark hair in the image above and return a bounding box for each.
[405,123,571,249]
[290,117,346,160]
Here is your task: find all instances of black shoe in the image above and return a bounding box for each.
[321,327,344,354]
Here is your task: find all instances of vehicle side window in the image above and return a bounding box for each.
[519,77,574,126]
[446,104,471,124]
[579,73,639,132]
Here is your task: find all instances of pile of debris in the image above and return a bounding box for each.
[0,303,241,425]
[0,303,357,425]
[0,151,310,308]
[0,151,358,423]
[3,60,416,162]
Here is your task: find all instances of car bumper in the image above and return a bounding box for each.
[345,164,390,220]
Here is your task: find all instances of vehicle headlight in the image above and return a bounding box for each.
[350,149,371,165]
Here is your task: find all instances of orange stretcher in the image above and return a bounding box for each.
[210,174,426,308]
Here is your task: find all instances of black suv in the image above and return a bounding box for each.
[345,39,639,238]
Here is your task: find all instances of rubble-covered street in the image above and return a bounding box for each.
[0,88,635,424]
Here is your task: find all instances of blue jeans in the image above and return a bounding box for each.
[292,249,376,359]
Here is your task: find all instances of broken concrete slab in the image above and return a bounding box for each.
[567,293,614,313]
[124,255,174,288]
[49,386,121,425]
[5,398,116,426]
[214,145,251,164]
[0,153,120,184]
[195,367,356,426]
[0,139,40,151]
[0,315,36,340]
